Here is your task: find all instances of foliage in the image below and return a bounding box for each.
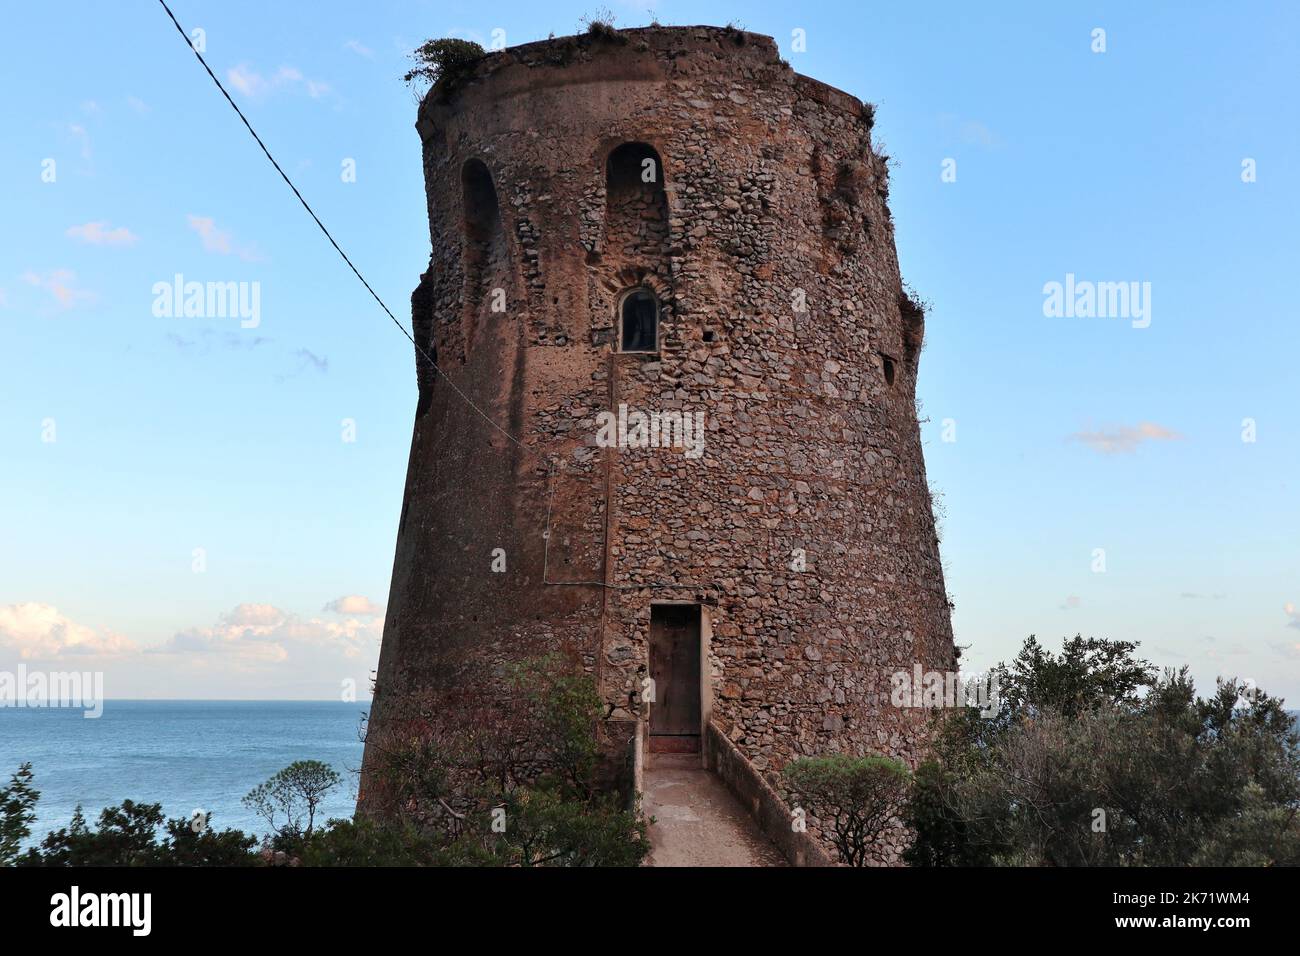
[996,634,1156,718]
[0,763,39,865]
[161,813,260,866]
[903,759,989,866]
[904,635,1300,866]
[300,789,647,868]
[783,754,910,867]
[0,678,656,868]
[403,38,486,92]
[366,655,602,822]
[480,787,648,867]
[297,816,476,867]
[356,654,649,866]
[19,800,256,867]
[581,9,625,44]
[242,759,341,841]
[29,802,164,866]
[508,657,602,798]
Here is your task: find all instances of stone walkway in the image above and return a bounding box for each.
[642,754,787,867]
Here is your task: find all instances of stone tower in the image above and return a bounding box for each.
[361,25,955,811]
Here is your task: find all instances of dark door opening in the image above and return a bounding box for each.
[648,604,701,753]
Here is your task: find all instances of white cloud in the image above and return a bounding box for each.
[1070,422,1183,455]
[2,598,380,696]
[1201,636,1251,661]
[226,64,266,97]
[344,39,373,58]
[0,603,136,659]
[66,221,138,247]
[152,602,381,663]
[126,95,150,115]
[223,603,288,628]
[21,268,93,308]
[1272,639,1300,660]
[186,215,260,262]
[227,63,331,100]
[1286,602,1300,630]
[66,123,92,161]
[323,595,383,617]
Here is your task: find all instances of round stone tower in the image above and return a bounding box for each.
[361,25,955,805]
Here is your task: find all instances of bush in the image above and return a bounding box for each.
[580,8,626,44]
[19,801,257,867]
[355,655,649,866]
[162,813,260,866]
[904,760,989,866]
[0,648,629,870]
[298,816,474,867]
[783,754,910,866]
[905,636,1300,866]
[481,787,648,867]
[404,38,486,93]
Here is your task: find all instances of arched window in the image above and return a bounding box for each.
[604,142,669,264]
[619,288,659,353]
[606,142,664,196]
[461,158,500,245]
[881,353,896,386]
[458,159,505,360]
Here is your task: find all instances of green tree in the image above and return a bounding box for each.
[996,634,1156,718]
[242,760,341,842]
[0,763,40,865]
[161,813,258,866]
[482,787,649,867]
[783,754,911,867]
[905,635,1300,866]
[508,656,602,799]
[27,801,165,866]
[903,759,991,866]
[20,801,257,867]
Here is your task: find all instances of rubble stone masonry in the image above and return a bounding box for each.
[361,26,956,845]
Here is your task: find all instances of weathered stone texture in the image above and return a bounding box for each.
[362,26,956,851]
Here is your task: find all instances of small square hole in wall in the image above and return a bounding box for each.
[703,329,715,343]
[882,354,896,386]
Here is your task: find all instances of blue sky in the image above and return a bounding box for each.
[0,1,1296,701]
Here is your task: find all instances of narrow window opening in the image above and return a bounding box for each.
[882,354,896,386]
[459,159,505,359]
[619,288,659,353]
[604,142,669,263]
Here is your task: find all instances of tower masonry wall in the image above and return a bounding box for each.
[364,26,956,809]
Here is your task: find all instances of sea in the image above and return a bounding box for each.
[0,700,368,844]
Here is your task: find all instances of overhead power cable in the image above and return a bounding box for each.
[155,0,528,454]
[156,1,713,594]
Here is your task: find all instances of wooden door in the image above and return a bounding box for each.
[649,604,701,752]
